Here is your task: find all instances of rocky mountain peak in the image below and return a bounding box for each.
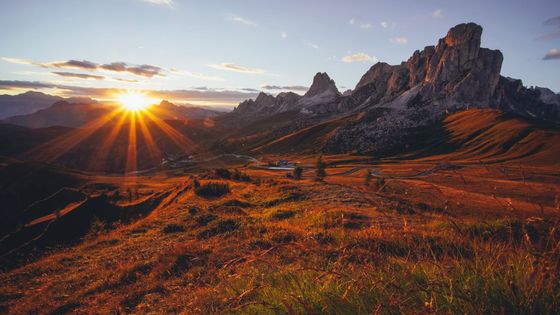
[444,23,482,48]
[305,72,339,98]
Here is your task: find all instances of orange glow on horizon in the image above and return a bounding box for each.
[116,91,157,111]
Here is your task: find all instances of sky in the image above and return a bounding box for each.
[0,0,559,107]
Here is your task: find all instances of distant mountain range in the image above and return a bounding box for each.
[0,91,97,120]
[0,98,222,128]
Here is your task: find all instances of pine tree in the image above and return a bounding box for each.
[293,166,303,180]
[364,169,372,186]
[316,156,327,180]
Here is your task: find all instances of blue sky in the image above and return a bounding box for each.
[0,0,559,106]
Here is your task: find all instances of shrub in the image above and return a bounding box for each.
[214,168,231,179]
[162,224,185,234]
[195,182,230,198]
[293,166,303,180]
[195,214,218,227]
[376,176,385,190]
[232,169,251,182]
[364,169,372,186]
[197,219,240,239]
[316,156,327,179]
[270,209,296,220]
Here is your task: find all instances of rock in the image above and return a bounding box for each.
[304,72,339,98]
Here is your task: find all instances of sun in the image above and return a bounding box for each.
[117,91,156,111]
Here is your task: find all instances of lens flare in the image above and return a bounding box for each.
[117,91,156,111]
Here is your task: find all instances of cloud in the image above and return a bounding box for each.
[228,15,257,27]
[261,85,308,91]
[2,57,166,78]
[100,62,164,78]
[50,60,97,70]
[391,37,409,45]
[306,42,319,49]
[380,21,388,28]
[143,0,173,6]
[185,72,225,81]
[540,16,560,40]
[544,16,560,26]
[52,72,105,80]
[349,19,355,25]
[281,32,288,39]
[113,78,139,83]
[209,63,265,74]
[432,9,444,18]
[341,53,377,63]
[1,57,36,65]
[543,48,560,60]
[359,23,372,29]
[0,80,57,90]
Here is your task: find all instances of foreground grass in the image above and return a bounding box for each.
[222,238,559,314]
[1,169,559,314]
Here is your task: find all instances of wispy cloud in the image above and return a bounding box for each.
[173,70,225,81]
[261,84,308,92]
[540,16,560,41]
[143,0,173,7]
[99,62,164,77]
[380,21,388,29]
[341,53,377,63]
[209,63,265,74]
[52,72,105,80]
[2,57,166,78]
[359,23,372,29]
[281,31,288,39]
[1,57,36,65]
[306,42,319,49]
[228,15,258,27]
[432,9,444,18]
[543,48,560,60]
[390,37,408,45]
[349,19,355,25]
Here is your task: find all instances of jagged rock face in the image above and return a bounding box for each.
[534,87,560,106]
[234,91,302,116]
[233,72,340,116]
[305,72,339,98]
[492,78,560,122]
[326,22,553,154]
[230,22,559,154]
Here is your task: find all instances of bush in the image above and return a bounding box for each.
[364,169,372,186]
[232,169,251,182]
[270,209,296,220]
[162,224,185,234]
[316,156,327,179]
[293,166,303,180]
[214,168,231,179]
[376,176,385,190]
[197,219,240,239]
[194,182,230,198]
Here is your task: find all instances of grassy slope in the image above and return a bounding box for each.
[0,161,559,314]
[253,109,560,168]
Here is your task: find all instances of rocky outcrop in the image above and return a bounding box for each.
[325,22,557,153]
[230,22,559,154]
[233,72,340,116]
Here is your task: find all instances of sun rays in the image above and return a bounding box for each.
[116,91,157,111]
[23,92,207,177]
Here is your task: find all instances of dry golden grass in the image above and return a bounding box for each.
[1,159,559,314]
